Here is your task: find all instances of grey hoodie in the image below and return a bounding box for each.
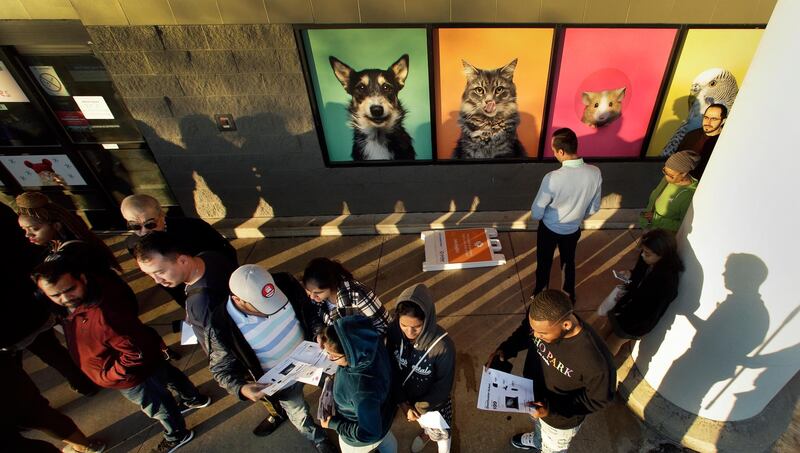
[386,284,456,414]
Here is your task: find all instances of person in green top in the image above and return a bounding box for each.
[639,151,701,233]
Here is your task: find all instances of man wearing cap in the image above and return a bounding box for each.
[207,264,336,452]
[639,150,701,233]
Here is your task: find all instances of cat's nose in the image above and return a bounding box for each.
[370,105,384,117]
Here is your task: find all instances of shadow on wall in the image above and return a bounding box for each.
[633,238,800,448]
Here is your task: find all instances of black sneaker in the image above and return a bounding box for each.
[510,432,540,451]
[153,430,194,453]
[178,395,211,414]
[252,415,285,437]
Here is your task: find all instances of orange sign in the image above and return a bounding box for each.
[444,229,493,263]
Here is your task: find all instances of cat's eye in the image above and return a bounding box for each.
[594,103,599,108]
[495,87,504,94]
[474,87,484,95]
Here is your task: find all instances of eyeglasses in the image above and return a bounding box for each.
[127,219,158,232]
[326,352,345,362]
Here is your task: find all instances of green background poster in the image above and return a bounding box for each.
[303,28,433,163]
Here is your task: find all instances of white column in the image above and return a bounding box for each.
[633,0,800,421]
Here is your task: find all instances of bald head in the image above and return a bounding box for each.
[121,194,165,236]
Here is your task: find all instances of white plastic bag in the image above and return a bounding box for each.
[597,286,625,316]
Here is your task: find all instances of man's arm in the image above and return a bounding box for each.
[496,311,533,360]
[530,175,553,221]
[546,361,615,419]
[585,174,602,218]
[207,322,251,399]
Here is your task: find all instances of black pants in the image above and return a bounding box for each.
[27,329,97,395]
[0,355,81,450]
[534,221,581,302]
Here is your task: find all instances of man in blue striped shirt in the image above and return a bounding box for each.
[207,265,336,453]
[531,128,602,303]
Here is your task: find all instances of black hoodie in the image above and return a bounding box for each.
[386,284,456,414]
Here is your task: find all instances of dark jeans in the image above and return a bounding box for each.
[0,355,80,451]
[273,382,326,444]
[27,328,97,394]
[534,221,581,302]
[118,361,203,441]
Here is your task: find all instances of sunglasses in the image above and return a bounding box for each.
[127,219,159,232]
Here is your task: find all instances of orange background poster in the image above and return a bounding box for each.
[444,229,492,263]
[434,28,555,159]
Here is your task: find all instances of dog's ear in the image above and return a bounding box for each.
[390,54,409,88]
[329,56,353,91]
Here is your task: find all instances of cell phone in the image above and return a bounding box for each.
[612,270,631,283]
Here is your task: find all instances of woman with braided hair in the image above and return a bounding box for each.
[16,191,121,273]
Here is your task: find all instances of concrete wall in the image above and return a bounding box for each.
[87,23,661,218]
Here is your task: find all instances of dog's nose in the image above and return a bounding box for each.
[369,105,384,117]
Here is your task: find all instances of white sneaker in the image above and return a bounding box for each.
[510,432,540,451]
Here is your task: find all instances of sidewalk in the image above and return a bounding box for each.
[19,230,729,452]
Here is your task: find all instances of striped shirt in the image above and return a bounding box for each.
[226,298,303,374]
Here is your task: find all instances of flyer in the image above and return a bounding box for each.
[73,96,115,120]
[421,228,506,271]
[477,367,535,414]
[29,66,70,97]
[257,341,338,396]
[0,61,29,102]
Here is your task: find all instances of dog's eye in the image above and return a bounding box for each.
[381,83,393,92]
[355,83,366,92]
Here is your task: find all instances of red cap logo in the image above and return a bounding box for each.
[262,283,275,298]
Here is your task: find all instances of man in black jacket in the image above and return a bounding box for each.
[121,194,237,307]
[486,290,615,451]
[207,264,336,453]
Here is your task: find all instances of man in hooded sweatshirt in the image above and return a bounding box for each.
[319,315,397,453]
[386,284,456,453]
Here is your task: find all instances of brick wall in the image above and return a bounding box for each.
[88,24,660,219]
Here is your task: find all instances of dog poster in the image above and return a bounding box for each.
[0,154,87,187]
[543,28,678,158]
[301,28,433,164]
[645,28,763,157]
[434,28,554,160]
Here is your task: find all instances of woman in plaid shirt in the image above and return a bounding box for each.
[303,258,391,340]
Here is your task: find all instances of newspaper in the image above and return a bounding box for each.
[180,321,197,345]
[477,367,535,414]
[317,375,336,421]
[417,410,450,430]
[257,341,338,396]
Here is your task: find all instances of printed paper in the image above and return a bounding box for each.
[417,411,450,430]
[29,66,70,97]
[73,96,114,120]
[257,341,338,396]
[477,367,535,414]
[0,154,87,187]
[180,322,198,345]
[0,61,29,102]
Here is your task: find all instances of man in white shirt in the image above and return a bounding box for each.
[531,128,602,303]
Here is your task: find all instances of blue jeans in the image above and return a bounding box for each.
[118,361,202,441]
[274,382,327,444]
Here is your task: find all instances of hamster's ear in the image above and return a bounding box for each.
[582,92,592,106]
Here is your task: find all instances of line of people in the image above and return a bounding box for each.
[5,120,696,453]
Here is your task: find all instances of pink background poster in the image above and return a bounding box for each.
[544,28,678,158]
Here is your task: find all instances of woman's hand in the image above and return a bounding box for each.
[642,211,654,222]
[321,416,332,429]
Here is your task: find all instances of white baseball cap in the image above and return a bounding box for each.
[228,265,288,315]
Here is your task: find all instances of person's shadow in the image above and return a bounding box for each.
[642,252,770,437]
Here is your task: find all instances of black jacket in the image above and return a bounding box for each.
[207,272,321,399]
[610,257,680,337]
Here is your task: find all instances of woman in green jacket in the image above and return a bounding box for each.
[639,151,701,233]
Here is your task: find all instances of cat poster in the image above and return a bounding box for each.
[300,28,433,164]
[544,28,678,159]
[434,28,555,160]
[0,154,87,187]
[645,28,763,157]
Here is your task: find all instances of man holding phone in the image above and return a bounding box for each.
[486,290,615,451]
